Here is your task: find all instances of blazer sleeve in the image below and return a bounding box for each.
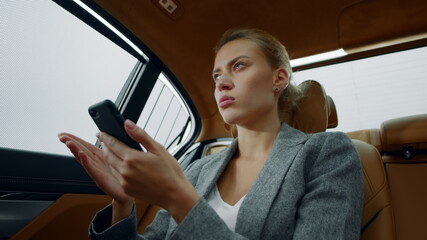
[89,203,170,240]
[87,158,207,240]
[292,132,364,240]
[89,153,250,240]
[87,159,203,240]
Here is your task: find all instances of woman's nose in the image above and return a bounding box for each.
[216,75,233,91]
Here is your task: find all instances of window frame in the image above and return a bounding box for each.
[0,0,201,201]
[53,0,201,159]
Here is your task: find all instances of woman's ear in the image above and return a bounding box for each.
[274,68,289,90]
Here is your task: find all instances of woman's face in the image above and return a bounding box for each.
[213,39,282,126]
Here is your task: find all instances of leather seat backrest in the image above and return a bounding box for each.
[326,95,338,128]
[291,80,396,239]
[347,129,383,152]
[381,114,427,154]
[352,140,396,240]
[288,80,396,239]
[380,114,427,240]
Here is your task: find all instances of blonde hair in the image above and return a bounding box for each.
[215,28,302,135]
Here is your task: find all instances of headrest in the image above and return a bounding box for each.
[327,95,338,129]
[290,80,329,133]
[380,114,427,152]
[226,80,337,136]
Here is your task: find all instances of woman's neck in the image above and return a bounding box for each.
[235,118,281,161]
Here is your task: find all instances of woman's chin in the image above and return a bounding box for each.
[221,117,238,126]
[220,109,252,126]
[222,116,244,126]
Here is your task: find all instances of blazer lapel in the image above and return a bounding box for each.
[166,140,238,237]
[235,123,307,239]
[195,140,238,198]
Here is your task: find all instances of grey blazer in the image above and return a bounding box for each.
[90,123,364,239]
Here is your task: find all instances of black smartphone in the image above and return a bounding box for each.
[88,99,143,151]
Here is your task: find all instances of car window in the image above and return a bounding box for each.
[138,73,193,152]
[0,0,136,155]
[0,1,195,156]
[292,46,427,132]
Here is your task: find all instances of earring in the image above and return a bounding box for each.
[273,86,280,92]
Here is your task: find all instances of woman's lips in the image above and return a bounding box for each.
[219,96,235,108]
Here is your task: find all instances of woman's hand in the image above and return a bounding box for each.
[58,132,134,223]
[58,132,132,203]
[97,120,200,223]
[59,120,200,224]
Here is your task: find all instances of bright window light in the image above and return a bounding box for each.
[292,46,427,132]
[158,74,190,116]
[73,0,148,60]
[290,49,347,67]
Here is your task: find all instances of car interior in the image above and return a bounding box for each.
[1,0,426,239]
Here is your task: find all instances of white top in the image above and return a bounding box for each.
[206,185,247,232]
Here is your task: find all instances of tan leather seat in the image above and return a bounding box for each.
[354,139,396,240]
[288,81,338,132]
[327,95,338,129]
[288,80,330,132]
[347,129,383,152]
[290,80,396,239]
[381,114,427,154]
[380,114,427,240]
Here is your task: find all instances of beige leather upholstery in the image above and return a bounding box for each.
[289,81,338,132]
[291,81,396,239]
[347,129,383,152]
[289,80,329,133]
[385,164,427,240]
[204,143,230,155]
[381,113,427,152]
[10,194,113,240]
[290,80,396,239]
[353,140,396,240]
[326,95,338,128]
[380,114,427,240]
[284,80,396,239]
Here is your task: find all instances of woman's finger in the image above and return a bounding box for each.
[77,150,99,180]
[124,120,160,153]
[63,140,84,163]
[59,132,102,155]
[64,137,96,162]
[78,150,110,184]
[78,149,130,203]
[100,142,125,174]
[97,131,144,161]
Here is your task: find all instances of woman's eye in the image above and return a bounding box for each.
[233,62,245,71]
[213,74,220,81]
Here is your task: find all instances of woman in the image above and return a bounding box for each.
[58,28,363,239]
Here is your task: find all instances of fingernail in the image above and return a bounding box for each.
[125,119,137,131]
[96,132,100,138]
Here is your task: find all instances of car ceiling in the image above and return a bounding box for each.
[93,0,427,140]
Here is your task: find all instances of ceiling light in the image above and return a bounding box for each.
[290,49,347,67]
[73,0,148,60]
